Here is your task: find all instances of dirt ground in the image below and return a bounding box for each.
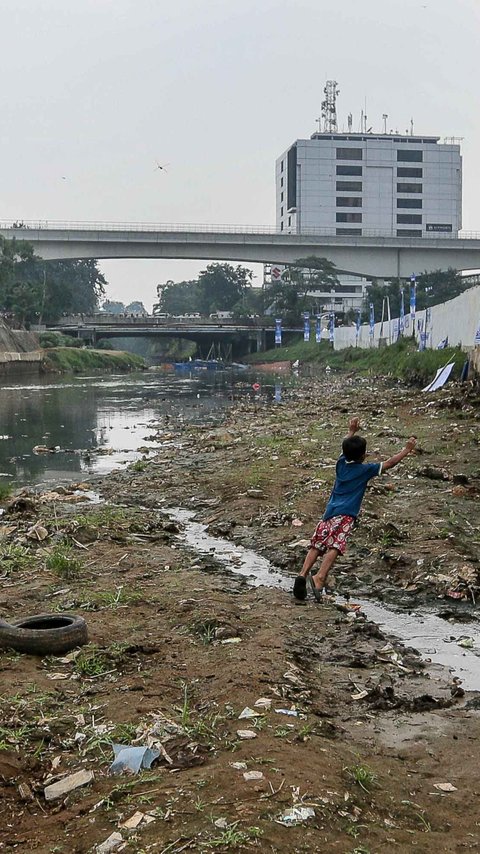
[1,372,480,853]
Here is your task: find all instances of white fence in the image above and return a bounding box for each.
[333,284,480,352]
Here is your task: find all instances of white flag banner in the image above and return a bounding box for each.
[422,362,455,393]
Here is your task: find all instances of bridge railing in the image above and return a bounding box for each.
[0,220,479,240]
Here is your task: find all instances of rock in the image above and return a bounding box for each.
[453,473,470,485]
[215,626,239,640]
[246,488,265,499]
[416,465,449,481]
[44,769,94,801]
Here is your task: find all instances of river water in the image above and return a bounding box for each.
[0,368,277,489]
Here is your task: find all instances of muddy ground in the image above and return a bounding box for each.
[1,372,480,853]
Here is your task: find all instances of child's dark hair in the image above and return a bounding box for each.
[342,434,367,462]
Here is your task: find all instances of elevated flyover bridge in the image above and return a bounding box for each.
[2,221,480,278]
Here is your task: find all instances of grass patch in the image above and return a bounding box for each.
[74,644,114,678]
[0,482,13,502]
[247,337,465,386]
[0,543,31,574]
[46,544,82,579]
[42,346,145,374]
[205,823,263,848]
[346,764,377,793]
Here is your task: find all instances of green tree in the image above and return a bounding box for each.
[265,256,340,322]
[363,269,467,322]
[197,263,253,315]
[102,300,126,314]
[154,280,201,315]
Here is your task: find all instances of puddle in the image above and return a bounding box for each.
[167,507,480,692]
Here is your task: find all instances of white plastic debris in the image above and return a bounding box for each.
[274,708,299,717]
[236,729,257,740]
[243,770,264,781]
[96,832,124,854]
[230,762,248,771]
[44,769,94,801]
[238,707,258,719]
[433,782,458,792]
[254,698,272,709]
[276,806,316,826]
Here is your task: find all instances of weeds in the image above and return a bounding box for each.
[192,619,218,645]
[130,459,148,473]
[1,543,31,574]
[74,645,114,678]
[206,823,262,848]
[46,545,82,580]
[0,481,13,501]
[346,764,377,793]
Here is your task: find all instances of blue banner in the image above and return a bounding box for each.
[329,313,335,344]
[418,332,428,351]
[410,278,416,325]
[475,324,480,346]
[315,315,322,343]
[355,310,361,344]
[303,312,310,342]
[275,318,282,345]
[399,290,405,333]
[369,303,375,338]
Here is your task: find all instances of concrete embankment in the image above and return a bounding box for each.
[0,320,41,375]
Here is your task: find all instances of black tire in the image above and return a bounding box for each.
[0,613,88,656]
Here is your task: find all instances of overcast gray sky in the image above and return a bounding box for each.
[1,0,479,309]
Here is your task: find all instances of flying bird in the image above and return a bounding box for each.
[154,161,169,173]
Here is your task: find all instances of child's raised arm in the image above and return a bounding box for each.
[347,417,360,438]
[382,437,417,471]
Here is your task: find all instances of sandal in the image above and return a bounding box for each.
[309,575,324,603]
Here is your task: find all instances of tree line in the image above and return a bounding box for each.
[0,236,106,324]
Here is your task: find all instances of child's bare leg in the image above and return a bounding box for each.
[299,548,321,578]
[311,548,339,590]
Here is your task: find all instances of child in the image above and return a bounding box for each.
[293,417,417,602]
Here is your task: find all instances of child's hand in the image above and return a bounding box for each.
[406,437,417,453]
[349,417,360,434]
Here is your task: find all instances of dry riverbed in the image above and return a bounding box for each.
[1,373,480,853]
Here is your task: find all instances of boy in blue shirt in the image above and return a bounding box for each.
[293,417,417,602]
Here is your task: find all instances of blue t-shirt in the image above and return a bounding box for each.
[323,455,382,521]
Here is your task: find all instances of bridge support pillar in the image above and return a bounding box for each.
[256,330,266,352]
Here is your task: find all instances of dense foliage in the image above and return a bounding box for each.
[264,256,340,322]
[0,236,106,324]
[363,269,469,321]
[154,263,260,316]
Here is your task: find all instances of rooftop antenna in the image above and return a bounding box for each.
[383,113,388,134]
[410,117,414,136]
[347,112,353,132]
[321,80,339,132]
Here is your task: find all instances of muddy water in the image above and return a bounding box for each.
[0,369,277,488]
[167,508,480,691]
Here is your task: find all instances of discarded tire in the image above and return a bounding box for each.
[0,614,88,656]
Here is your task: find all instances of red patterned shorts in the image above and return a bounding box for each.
[310,514,355,555]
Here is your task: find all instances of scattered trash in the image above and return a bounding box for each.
[243,770,264,781]
[275,708,299,717]
[230,762,247,771]
[44,768,94,801]
[276,806,316,826]
[96,832,124,854]
[351,690,369,701]
[120,810,156,829]
[254,697,272,710]
[26,521,49,541]
[221,637,241,644]
[457,637,474,649]
[238,707,258,720]
[214,818,229,829]
[236,729,257,740]
[109,744,160,776]
[291,518,303,527]
[433,782,458,792]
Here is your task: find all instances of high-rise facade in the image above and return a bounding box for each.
[275,132,462,238]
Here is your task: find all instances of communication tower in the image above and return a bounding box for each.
[321,80,339,133]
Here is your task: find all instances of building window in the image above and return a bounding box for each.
[280,177,284,188]
[336,228,362,235]
[397,199,422,209]
[397,150,423,162]
[397,214,422,224]
[288,215,291,226]
[397,229,422,237]
[336,181,362,192]
[281,206,284,216]
[336,212,362,223]
[397,167,423,178]
[336,197,362,207]
[281,192,284,202]
[280,222,284,231]
[336,147,363,160]
[281,160,284,172]
[397,183,422,194]
[337,165,362,176]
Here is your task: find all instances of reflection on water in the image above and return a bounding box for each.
[0,369,287,488]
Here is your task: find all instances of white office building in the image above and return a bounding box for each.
[275,132,462,238]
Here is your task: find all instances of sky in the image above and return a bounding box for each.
[1,0,479,310]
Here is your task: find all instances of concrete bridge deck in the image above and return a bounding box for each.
[2,221,480,278]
